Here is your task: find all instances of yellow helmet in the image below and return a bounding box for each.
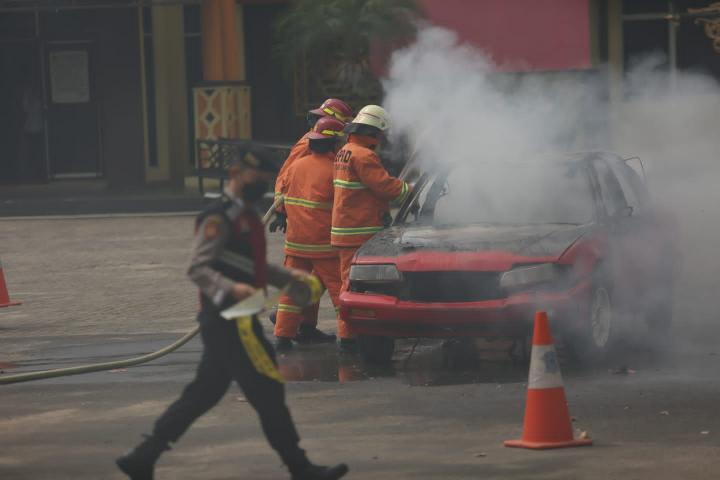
[350,105,390,132]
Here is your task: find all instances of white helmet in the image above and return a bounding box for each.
[350,105,390,132]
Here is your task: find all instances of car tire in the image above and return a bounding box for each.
[358,335,395,364]
[569,279,618,364]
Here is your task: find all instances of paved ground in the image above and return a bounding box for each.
[1,215,720,479]
[0,181,207,217]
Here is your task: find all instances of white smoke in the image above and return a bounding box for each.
[384,27,606,166]
[382,26,720,348]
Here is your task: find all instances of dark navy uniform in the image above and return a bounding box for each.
[119,191,312,478]
[118,143,348,479]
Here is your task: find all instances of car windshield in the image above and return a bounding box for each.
[424,162,596,226]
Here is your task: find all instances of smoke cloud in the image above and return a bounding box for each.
[381,26,720,349]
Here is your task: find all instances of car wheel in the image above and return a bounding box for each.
[570,280,617,364]
[358,335,395,364]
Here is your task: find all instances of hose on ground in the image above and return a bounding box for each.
[1,197,285,386]
[0,326,200,385]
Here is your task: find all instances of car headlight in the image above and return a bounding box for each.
[499,263,564,290]
[349,264,402,283]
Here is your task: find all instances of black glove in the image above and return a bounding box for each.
[382,211,393,227]
[269,213,287,233]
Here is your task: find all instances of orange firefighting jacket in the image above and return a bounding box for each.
[280,150,337,258]
[274,131,311,200]
[331,135,410,247]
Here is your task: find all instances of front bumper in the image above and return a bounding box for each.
[339,281,591,338]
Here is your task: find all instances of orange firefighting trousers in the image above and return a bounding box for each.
[274,255,352,339]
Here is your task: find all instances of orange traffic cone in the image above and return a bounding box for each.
[504,311,591,449]
[0,258,21,308]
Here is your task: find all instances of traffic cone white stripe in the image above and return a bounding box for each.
[528,344,564,389]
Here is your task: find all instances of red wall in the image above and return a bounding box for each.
[419,0,591,72]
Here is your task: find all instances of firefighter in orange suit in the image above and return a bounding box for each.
[272,98,354,217]
[269,99,353,343]
[331,105,410,351]
[274,117,351,351]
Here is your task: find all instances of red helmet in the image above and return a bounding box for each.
[307,116,346,140]
[309,98,354,123]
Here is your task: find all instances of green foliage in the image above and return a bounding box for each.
[275,0,421,104]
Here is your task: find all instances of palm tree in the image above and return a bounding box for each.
[275,0,421,106]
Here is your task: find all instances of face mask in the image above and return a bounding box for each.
[242,180,269,204]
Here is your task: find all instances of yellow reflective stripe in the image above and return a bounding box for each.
[277,303,302,314]
[323,107,353,122]
[320,129,344,137]
[331,226,384,235]
[234,316,284,383]
[333,179,367,190]
[393,181,410,204]
[284,196,332,210]
[285,241,334,252]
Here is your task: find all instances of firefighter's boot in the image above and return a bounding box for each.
[292,463,349,480]
[296,325,336,344]
[116,435,169,480]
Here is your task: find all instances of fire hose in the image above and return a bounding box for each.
[0,196,317,386]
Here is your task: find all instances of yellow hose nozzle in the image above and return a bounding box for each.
[285,274,323,308]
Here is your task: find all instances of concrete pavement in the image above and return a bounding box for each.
[1,215,719,479]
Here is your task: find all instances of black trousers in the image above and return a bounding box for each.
[152,312,307,470]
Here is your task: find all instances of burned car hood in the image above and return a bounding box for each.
[358,223,589,261]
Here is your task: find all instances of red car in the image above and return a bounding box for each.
[339,152,676,363]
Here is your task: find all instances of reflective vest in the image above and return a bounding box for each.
[280,150,337,258]
[274,131,311,199]
[195,196,267,312]
[331,135,410,247]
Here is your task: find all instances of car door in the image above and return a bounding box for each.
[592,157,657,312]
[609,157,675,305]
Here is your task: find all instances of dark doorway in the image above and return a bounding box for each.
[45,41,101,178]
[0,39,45,183]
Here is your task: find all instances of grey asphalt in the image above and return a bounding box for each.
[1,215,719,479]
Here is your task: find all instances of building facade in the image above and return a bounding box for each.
[0,0,718,189]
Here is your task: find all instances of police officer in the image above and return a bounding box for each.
[116,150,348,480]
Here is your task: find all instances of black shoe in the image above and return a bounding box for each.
[116,435,169,480]
[338,338,358,354]
[276,336,294,352]
[292,463,349,480]
[296,325,337,345]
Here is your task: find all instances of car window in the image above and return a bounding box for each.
[609,159,649,211]
[593,159,629,217]
[394,169,444,225]
[416,162,596,226]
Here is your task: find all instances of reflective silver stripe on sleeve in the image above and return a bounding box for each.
[213,289,227,306]
[218,250,255,275]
